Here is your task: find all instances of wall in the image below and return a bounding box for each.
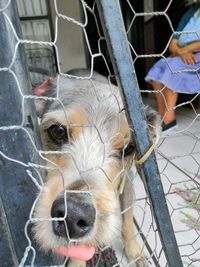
[50,0,87,72]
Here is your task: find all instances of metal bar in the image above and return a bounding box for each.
[19,15,49,21]
[96,1,183,267]
[0,1,55,266]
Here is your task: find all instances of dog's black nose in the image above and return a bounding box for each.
[51,197,96,239]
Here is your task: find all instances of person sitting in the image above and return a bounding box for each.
[145,3,200,133]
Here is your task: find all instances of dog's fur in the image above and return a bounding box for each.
[33,69,160,267]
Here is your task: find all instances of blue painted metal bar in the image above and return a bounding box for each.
[96,1,183,267]
[0,1,55,266]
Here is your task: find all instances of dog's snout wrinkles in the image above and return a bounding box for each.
[51,197,96,239]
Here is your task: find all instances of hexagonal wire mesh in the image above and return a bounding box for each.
[123,0,200,266]
[0,0,199,266]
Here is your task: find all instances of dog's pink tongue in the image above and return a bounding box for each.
[55,245,95,261]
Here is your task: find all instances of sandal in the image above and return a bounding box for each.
[162,119,177,132]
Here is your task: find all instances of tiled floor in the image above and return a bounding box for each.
[156,105,200,267]
[115,103,200,266]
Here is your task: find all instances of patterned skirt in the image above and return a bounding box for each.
[145,52,200,94]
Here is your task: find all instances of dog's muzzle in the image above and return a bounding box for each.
[51,194,96,239]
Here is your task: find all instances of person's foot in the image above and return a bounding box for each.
[162,119,177,131]
[162,108,176,123]
[161,119,178,136]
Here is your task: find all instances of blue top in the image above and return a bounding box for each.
[173,4,200,45]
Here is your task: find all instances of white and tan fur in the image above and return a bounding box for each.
[33,69,160,267]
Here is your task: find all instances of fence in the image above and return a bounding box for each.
[0,0,199,266]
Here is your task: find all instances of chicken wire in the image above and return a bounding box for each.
[123,1,200,266]
[0,0,199,267]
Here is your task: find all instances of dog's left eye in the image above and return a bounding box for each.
[47,124,68,144]
[124,143,135,157]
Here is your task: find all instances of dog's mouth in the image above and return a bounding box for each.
[51,194,96,260]
[34,182,122,259]
[55,245,96,261]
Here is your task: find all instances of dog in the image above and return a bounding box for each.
[33,69,160,267]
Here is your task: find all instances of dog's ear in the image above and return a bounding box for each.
[32,78,54,117]
[144,105,161,140]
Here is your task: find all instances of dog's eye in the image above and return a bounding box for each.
[124,143,135,157]
[47,124,68,144]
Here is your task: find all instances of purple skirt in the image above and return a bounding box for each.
[145,52,200,94]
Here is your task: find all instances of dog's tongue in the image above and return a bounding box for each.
[55,245,95,261]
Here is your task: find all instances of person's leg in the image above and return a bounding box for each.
[151,80,166,118]
[163,88,178,124]
[151,80,178,124]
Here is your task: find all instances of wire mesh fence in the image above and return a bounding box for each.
[0,0,200,267]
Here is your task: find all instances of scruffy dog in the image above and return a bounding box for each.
[33,69,160,267]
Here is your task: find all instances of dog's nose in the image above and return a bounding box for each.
[51,197,96,239]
